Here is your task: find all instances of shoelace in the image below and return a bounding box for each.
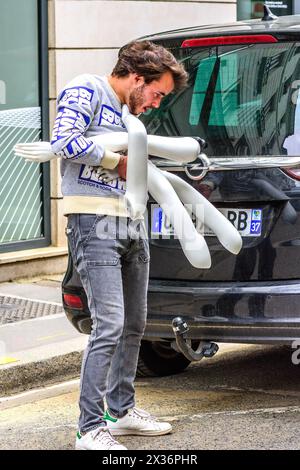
[131,407,159,422]
[92,427,120,448]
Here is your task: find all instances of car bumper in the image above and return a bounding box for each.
[145,279,300,344]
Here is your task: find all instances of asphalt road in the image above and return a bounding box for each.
[1,343,300,450]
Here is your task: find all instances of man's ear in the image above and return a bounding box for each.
[134,74,145,86]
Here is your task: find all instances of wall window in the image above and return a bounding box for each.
[0,0,50,252]
[237,1,293,20]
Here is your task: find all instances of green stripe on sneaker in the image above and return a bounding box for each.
[77,432,82,439]
[103,410,118,423]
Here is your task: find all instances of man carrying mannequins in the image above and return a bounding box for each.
[51,40,188,450]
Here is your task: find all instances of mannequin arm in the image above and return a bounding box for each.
[14,133,200,164]
[163,170,242,255]
[148,162,211,269]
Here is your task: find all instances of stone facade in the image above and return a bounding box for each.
[48,0,237,248]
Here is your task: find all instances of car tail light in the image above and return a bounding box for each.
[282,167,300,181]
[63,293,84,309]
[181,34,278,48]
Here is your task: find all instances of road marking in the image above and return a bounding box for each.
[161,405,300,422]
[209,384,300,398]
[36,332,68,342]
[191,405,300,418]
[0,356,19,365]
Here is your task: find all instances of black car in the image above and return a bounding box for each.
[63,8,300,377]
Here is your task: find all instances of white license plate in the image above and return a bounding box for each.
[151,207,262,237]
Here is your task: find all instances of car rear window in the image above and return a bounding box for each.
[141,42,300,158]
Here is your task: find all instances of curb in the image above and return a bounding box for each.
[0,349,84,396]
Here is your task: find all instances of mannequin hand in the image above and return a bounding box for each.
[14,141,57,163]
[117,155,128,180]
[14,142,57,163]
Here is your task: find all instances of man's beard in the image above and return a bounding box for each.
[128,84,146,115]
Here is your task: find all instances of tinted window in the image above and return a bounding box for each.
[141,42,300,157]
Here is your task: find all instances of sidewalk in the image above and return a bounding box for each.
[0,275,87,396]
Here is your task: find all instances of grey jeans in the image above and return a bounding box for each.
[66,213,149,433]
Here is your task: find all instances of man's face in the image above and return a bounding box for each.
[128,71,174,115]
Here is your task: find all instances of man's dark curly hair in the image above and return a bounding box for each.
[112,40,188,92]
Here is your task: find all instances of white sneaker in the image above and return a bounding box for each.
[75,426,127,450]
[104,407,173,436]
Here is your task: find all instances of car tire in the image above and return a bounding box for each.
[136,339,191,377]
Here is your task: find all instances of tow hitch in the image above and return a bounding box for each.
[171,317,219,362]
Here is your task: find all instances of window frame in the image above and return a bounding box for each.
[0,0,51,253]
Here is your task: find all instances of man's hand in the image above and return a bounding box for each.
[97,167,119,183]
[117,155,128,180]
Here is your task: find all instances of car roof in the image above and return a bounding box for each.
[140,15,300,42]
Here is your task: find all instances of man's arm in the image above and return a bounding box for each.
[50,74,120,169]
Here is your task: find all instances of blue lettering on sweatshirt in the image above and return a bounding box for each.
[51,108,90,143]
[99,105,125,128]
[78,164,126,192]
[60,86,94,108]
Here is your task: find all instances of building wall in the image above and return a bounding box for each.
[48,0,237,247]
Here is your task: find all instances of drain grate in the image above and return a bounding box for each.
[0,295,63,325]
